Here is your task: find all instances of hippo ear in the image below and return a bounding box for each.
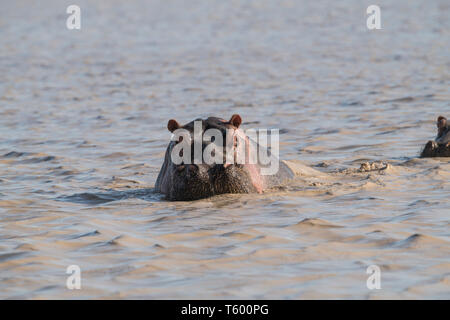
[229,114,242,128]
[167,119,180,132]
[437,116,447,129]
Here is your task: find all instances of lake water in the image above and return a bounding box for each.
[0,0,449,299]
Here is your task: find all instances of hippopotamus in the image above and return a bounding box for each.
[421,115,450,157]
[155,114,294,200]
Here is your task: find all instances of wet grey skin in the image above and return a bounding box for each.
[421,115,450,158]
[155,115,294,201]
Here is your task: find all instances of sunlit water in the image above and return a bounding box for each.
[0,0,449,299]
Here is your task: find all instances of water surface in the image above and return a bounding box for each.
[0,0,449,299]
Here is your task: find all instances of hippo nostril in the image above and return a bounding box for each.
[187,164,198,172]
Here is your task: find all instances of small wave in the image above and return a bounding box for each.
[291,218,342,228]
[57,188,159,205]
[380,94,435,104]
[380,96,415,103]
[390,233,448,248]
[58,192,128,205]
[232,101,254,108]
[100,152,129,159]
[2,151,30,158]
[121,163,148,170]
[88,236,122,248]
[48,166,79,176]
[18,155,56,164]
[340,100,364,106]
[408,200,436,207]
[0,251,29,262]
[67,230,101,240]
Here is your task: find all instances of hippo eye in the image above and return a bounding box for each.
[171,135,184,145]
[173,136,183,145]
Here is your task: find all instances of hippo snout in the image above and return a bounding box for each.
[175,163,198,174]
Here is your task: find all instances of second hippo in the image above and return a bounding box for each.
[421,115,450,157]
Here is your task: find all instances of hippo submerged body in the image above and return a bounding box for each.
[421,116,450,158]
[155,114,294,200]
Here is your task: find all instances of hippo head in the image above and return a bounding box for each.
[435,115,450,146]
[437,116,447,137]
[155,115,263,200]
[422,115,450,157]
